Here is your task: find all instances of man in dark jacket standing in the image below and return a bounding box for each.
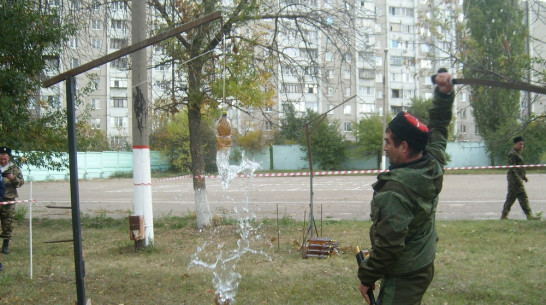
[500,137,538,220]
[357,72,454,304]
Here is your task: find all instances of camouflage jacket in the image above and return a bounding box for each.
[507,149,525,183]
[0,170,5,200]
[358,88,454,285]
[2,162,24,199]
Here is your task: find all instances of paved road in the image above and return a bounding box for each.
[19,173,545,221]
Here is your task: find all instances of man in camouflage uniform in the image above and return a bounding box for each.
[357,71,454,305]
[0,147,25,255]
[500,137,538,220]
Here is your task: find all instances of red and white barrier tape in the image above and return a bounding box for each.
[0,199,37,206]
[445,164,545,171]
[152,164,545,182]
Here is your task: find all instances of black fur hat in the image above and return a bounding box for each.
[513,136,524,144]
[388,112,429,151]
[0,147,11,156]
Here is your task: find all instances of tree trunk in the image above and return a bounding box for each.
[187,60,212,228]
[188,101,212,228]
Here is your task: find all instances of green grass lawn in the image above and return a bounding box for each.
[0,216,544,304]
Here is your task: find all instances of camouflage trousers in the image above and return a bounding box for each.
[0,203,16,240]
[502,180,531,216]
[376,263,434,305]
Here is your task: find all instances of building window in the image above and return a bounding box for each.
[91,79,100,90]
[325,52,334,62]
[282,83,302,93]
[70,58,79,69]
[111,78,128,89]
[111,57,128,70]
[403,90,414,99]
[45,95,61,110]
[111,19,127,31]
[390,40,400,49]
[359,86,374,96]
[391,106,403,115]
[402,24,414,33]
[265,106,273,112]
[111,0,128,10]
[92,19,101,30]
[113,116,128,128]
[360,103,375,113]
[328,104,335,114]
[155,62,170,71]
[345,87,351,97]
[91,118,100,129]
[265,121,273,131]
[390,56,403,66]
[112,97,128,108]
[44,56,60,72]
[359,69,374,79]
[92,38,102,49]
[91,98,101,110]
[70,0,80,10]
[69,37,79,48]
[281,65,296,76]
[391,89,401,98]
[326,69,334,79]
[460,125,467,134]
[344,122,352,132]
[327,87,335,96]
[344,104,352,114]
[389,7,414,17]
[154,81,170,91]
[460,108,467,119]
[110,38,128,49]
[344,70,351,79]
[304,66,318,76]
[460,92,467,102]
[110,136,128,149]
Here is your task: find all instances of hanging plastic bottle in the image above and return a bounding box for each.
[216,111,232,150]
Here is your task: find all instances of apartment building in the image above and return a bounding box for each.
[40,0,543,148]
[234,0,476,141]
[41,0,140,150]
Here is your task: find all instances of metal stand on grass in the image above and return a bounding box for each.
[301,96,355,259]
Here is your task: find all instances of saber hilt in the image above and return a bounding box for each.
[355,246,377,305]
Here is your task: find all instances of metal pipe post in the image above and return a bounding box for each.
[66,76,86,304]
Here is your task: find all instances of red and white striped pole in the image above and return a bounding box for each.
[131,0,153,246]
[132,146,154,245]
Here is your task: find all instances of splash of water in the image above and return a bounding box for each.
[216,148,260,189]
[188,147,268,304]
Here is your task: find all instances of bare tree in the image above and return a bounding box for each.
[147,0,372,227]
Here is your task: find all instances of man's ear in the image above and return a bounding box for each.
[401,141,409,153]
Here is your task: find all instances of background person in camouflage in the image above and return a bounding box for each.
[0,147,25,254]
[501,137,538,220]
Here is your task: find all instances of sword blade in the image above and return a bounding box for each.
[451,78,546,95]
